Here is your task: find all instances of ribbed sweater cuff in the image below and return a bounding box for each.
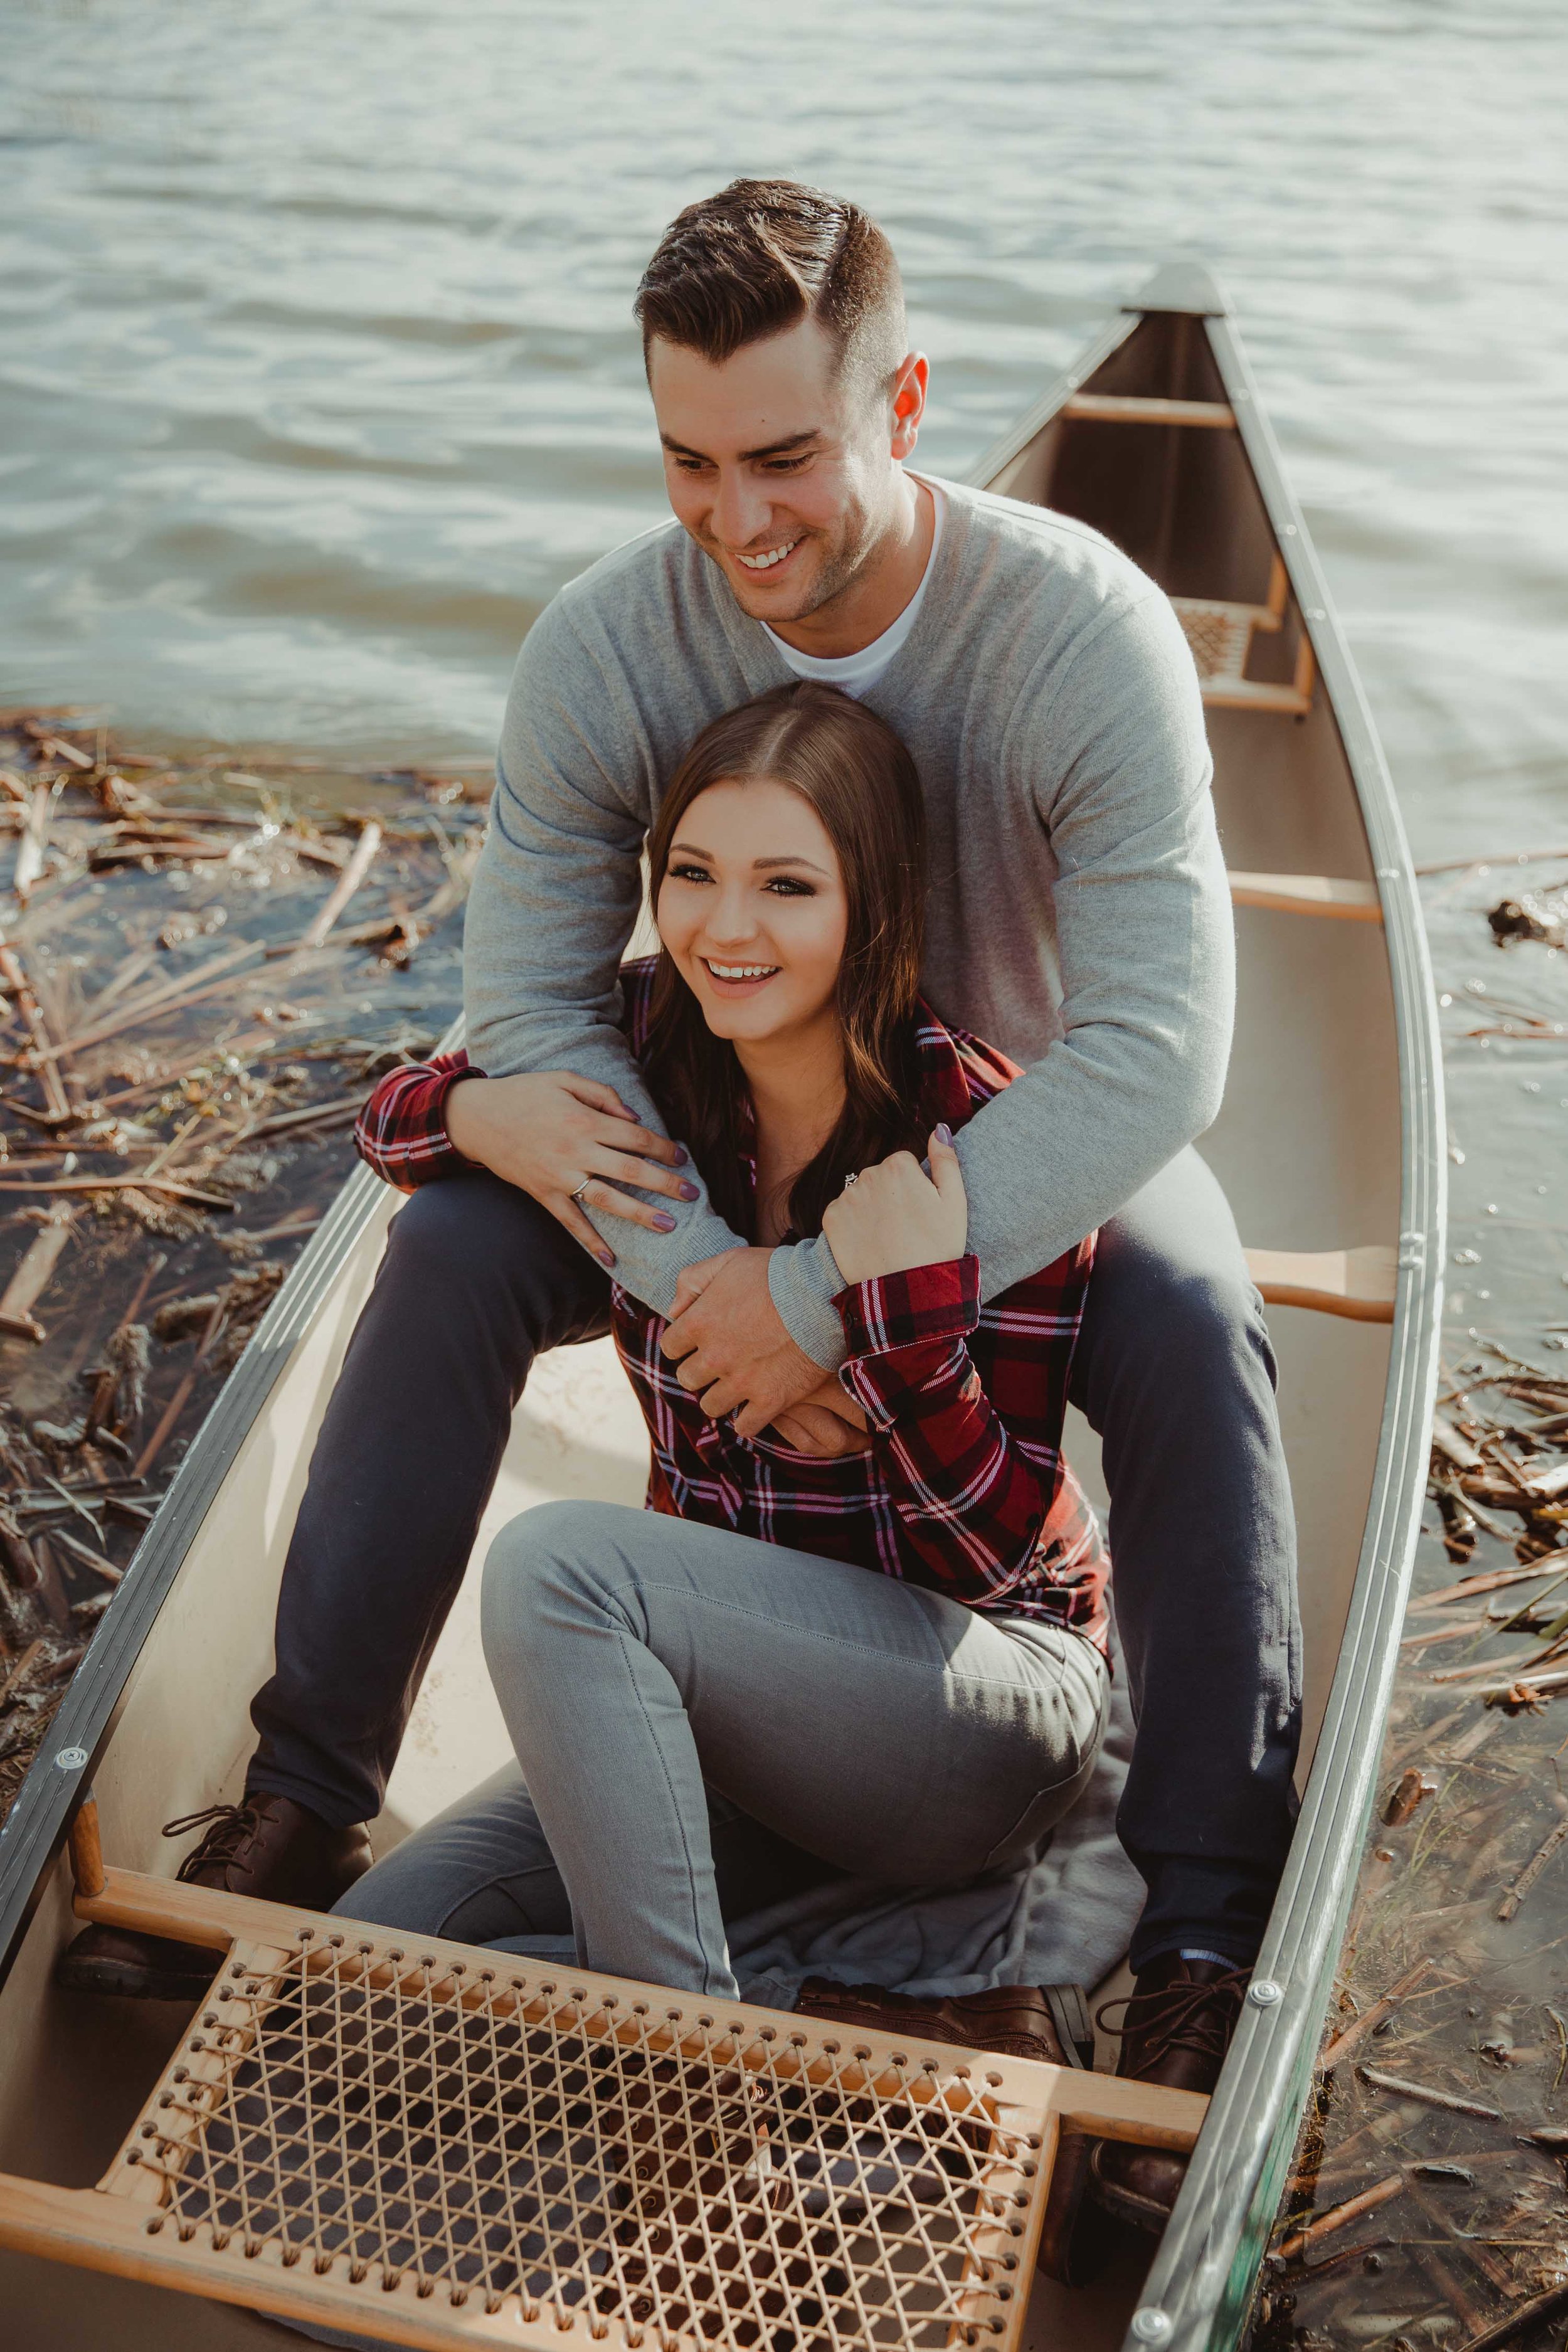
[767,1234,849,1374]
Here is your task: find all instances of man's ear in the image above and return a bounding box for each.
[889,352,930,459]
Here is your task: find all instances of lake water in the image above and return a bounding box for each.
[2,0,1564,869]
[4,0,1568,2333]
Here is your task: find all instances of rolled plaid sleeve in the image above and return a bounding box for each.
[835,1255,1062,1606]
[353,1053,485,1192]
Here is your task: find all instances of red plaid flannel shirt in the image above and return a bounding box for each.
[355,964,1108,1650]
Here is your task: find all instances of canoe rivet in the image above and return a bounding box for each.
[1307,608,1325,620]
[53,1747,88,1771]
[1283,524,1297,536]
[1131,2311,1173,2344]
[1249,1978,1284,2008]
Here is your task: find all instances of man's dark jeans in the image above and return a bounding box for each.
[249,1147,1301,1972]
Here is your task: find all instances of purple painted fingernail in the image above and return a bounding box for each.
[597,1249,615,1269]
[936,1121,954,1147]
[652,1212,677,1231]
[678,1181,701,1201]
[673,1143,690,1164]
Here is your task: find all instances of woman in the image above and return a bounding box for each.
[346,681,1109,2004]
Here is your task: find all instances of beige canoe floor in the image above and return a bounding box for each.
[0,1340,1148,2352]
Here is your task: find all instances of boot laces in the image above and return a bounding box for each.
[163,1798,265,1884]
[1095,1968,1249,2067]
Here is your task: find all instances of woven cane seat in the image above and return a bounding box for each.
[1170,554,1314,715]
[1172,599,1255,684]
[99,1916,1046,2347]
[0,1873,1205,2348]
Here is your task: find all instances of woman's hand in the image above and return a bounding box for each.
[821,1125,967,1288]
[445,1071,696,1268]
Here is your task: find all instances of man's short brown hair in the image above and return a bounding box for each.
[635,179,906,393]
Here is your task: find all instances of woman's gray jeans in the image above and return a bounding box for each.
[341,1497,1110,2001]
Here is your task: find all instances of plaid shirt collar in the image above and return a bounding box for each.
[620,960,1008,1190]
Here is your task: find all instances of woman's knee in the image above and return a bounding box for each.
[480,1499,642,1663]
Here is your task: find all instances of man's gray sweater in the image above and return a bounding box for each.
[465,474,1234,1371]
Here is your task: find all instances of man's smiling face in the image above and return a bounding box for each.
[649,316,918,630]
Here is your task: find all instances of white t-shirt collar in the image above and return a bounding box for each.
[763,480,945,700]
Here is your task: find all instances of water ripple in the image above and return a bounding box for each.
[0,0,1562,856]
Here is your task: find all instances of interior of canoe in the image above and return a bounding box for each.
[0,295,1402,2351]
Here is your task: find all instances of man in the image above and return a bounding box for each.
[63,181,1299,2234]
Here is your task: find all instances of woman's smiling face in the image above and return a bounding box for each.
[655,776,849,1049]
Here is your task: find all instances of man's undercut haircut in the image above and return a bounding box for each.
[635,179,907,400]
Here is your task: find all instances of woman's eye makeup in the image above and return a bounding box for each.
[765,876,814,896]
[668,862,714,884]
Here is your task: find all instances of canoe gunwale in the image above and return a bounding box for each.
[0,1063,453,1988]
[1108,296,1447,2352]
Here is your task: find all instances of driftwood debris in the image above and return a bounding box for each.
[1383,1768,1439,1825]
[0,1204,75,1341]
[1274,2173,1406,2262]
[1262,869,1568,2348]
[1320,1958,1434,2071]
[1449,2279,1568,2352]
[0,707,474,1824]
[1495,1818,1568,1922]
[1357,2068,1505,2122]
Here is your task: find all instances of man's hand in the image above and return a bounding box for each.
[772,1380,873,1459]
[445,1071,695,1267]
[662,1248,832,1441]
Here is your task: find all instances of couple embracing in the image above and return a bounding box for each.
[65,181,1300,2245]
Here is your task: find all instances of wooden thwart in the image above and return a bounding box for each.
[1062,393,1236,429]
[0,1861,1206,2352]
[1245,1245,1397,1324]
[1228,872,1382,922]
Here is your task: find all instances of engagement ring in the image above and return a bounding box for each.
[570,1179,592,1202]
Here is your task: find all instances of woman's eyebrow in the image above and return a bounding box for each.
[667,839,713,861]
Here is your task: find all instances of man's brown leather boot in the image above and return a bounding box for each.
[793,1978,1095,2070]
[55,1792,373,2003]
[1087,1954,1249,2232]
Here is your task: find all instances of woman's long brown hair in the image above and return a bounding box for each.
[642,681,928,1242]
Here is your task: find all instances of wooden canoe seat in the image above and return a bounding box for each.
[0,1833,1207,2352]
[1228,872,1382,921]
[1062,393,1235,429]
[1171,553,1313,716]
[1245,1245,1397,1323]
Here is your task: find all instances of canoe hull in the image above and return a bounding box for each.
[970,270,1442,2352]
[0,266,1444,2352]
